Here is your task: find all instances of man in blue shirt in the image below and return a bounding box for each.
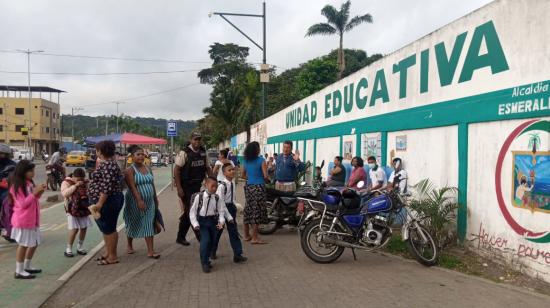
[275,140,305,192]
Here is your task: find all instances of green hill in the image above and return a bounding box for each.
[61,114,196,143]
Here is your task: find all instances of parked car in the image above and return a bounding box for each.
[13,149,34,162]
[149,152,165,167]
[66,151,87,166]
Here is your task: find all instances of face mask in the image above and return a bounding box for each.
[368,163,375,169]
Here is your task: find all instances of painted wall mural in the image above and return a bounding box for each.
[495,119,550,244]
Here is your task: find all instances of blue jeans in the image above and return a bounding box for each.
[212,203,243,257]
[198,216,217,266]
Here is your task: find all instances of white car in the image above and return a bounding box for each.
[13,150,34,162]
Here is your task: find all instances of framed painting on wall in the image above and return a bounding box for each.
[396,135,407,151]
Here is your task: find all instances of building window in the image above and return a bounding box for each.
[0,108,3,115]
[46,110,49,117]
[15,108,24,115]
[46,127,50,133]
[15,125,24,132]
[0,125,3,132]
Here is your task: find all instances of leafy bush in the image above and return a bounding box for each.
[408,179,459,250]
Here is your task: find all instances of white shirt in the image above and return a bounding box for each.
[369,167,387,189]
[216,179,235,222]
[189,191,226,228]
[214,160,234,181]
[389,169,408,193]
[49,151,61,165]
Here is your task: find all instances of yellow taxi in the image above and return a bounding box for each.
[127,154,151,166]
[66,151,87,166]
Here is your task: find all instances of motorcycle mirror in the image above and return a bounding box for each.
[356,181,365,189]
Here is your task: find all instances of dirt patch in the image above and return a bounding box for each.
[385,235,550,296]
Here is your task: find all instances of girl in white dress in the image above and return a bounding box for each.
[9,160,46,279]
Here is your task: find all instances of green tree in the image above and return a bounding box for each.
[306,0,373,79]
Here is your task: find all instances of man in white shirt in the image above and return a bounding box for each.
[190,177,226,273]
[388,157,408,194]
[211,163,248,263]
[367,156,387,191]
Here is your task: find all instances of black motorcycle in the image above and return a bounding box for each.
[259,161,325,235]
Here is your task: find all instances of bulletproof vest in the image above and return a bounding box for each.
[181,146,207,183]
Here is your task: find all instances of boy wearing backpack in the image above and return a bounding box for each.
[61,168,92,257]
[211,163,247,263]
[189,176,225,273]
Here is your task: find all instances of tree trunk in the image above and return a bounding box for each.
[338,33,345,80]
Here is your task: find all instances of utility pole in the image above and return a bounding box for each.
[114,102,125,134]
[16,49,44,155]
[71,107,83,148]
[105,117,109,135]
[210,1,268,118]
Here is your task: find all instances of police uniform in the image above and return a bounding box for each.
[176,144,208,243]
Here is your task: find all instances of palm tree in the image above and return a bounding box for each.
[528,133,541,164]
[306,0,373,79]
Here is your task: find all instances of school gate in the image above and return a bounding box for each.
[227,0,550,282]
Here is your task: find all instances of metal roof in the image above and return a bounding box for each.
[0,85,65,93]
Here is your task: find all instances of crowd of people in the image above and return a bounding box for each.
[0,131,409,278]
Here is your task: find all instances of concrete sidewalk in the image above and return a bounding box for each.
[41,184,550,308]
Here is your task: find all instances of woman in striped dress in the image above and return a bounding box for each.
[123,145,160,259]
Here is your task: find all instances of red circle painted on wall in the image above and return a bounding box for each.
[494,119,550,243]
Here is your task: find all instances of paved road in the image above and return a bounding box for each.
[0,166,173,308]
[40,183,550,308]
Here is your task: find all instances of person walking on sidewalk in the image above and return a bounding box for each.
[88,141,124,266]
[190,177,225,273]
[61,168,92,258]
[10,160,46,279]
[274,140,304,193]
[174,132,212,246]
[212,148,234,182]
[123,145,161,259]
[211,163,247,263]
[241,142,269,245]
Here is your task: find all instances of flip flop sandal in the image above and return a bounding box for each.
[97,259,119,266]
[94,256,107,261]
[127,249,135,255]
[64,251,74,258]
[244,237,252,242]
[148,254,161,259]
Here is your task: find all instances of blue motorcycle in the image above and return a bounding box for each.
[297,179,438,266]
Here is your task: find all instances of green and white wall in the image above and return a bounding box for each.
[231,0,550,281]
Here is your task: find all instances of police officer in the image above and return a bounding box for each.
[174,132,212,246]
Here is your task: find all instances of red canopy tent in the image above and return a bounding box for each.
[120,133,167,145]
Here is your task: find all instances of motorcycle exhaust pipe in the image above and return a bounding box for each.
[322,236,368,250]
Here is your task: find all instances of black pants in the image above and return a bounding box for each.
[177,182,202,242]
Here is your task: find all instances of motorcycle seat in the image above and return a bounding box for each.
[279,197,297,207]
[266,187,295,198]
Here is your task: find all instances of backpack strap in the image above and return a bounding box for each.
[196,191,219,217]
[218,181,227,195]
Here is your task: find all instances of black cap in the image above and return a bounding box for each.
[191,132,202,139]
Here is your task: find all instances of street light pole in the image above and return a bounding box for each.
[210,1,268,118]
[71,107,83,147]
[17,49,44,155]
[114,102,124,134]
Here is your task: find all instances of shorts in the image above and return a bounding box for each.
[93,192,124,235]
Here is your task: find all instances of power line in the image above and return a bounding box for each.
[0,69,202,76]
[0,49,211,64]
[76,82,202,108]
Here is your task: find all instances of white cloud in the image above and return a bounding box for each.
[0,0,493,120]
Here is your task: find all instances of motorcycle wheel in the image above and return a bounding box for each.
[48,174,58,191]
[259,200,279,235]
[300,218,344,264]
[406,224,438,266]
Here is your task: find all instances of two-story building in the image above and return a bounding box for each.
[0,85,64,154]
